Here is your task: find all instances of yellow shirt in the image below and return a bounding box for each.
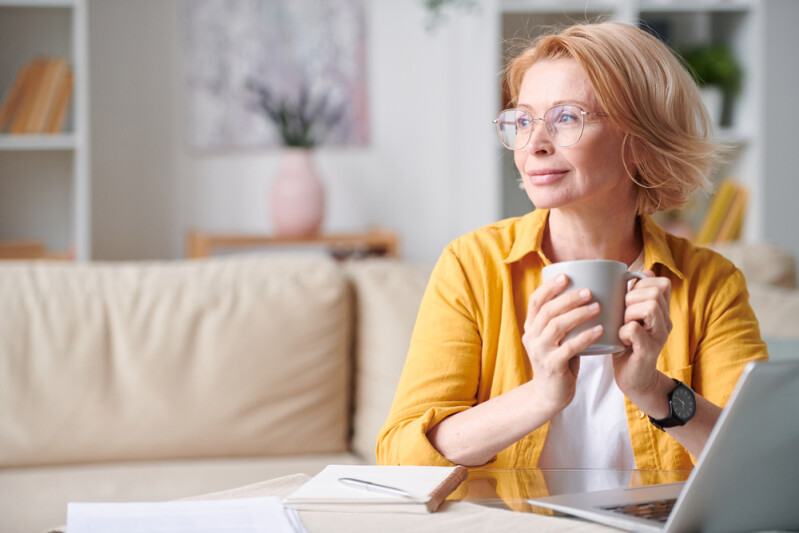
[377,209,768,470]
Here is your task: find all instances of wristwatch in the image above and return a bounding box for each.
[649,379,696,431]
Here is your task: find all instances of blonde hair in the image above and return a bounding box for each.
[505,22,720,214]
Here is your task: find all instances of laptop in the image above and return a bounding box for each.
[528,360,799,533]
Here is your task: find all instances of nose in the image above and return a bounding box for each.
[523,118,553,154]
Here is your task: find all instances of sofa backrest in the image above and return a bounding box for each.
[0,256,352,468]
[344,260,432,462]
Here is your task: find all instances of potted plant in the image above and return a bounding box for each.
[249,82,343,148]
[248,82,343,236]
[678,44,742,128]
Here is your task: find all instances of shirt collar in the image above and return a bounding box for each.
[502,209,685,280]
[503,208,549,265]
[640,213,684,280]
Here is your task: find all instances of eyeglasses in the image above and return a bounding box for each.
[493,104,606,149]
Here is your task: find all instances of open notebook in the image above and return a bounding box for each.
[283,465,468,513]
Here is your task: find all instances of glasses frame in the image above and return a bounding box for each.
[492,105,607,149]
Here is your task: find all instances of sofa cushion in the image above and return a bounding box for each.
[710,242,797,289]
[747,285,799,340]
[344,259,432,462]
[0,256,352,468]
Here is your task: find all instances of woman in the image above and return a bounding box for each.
[377,22,767,471]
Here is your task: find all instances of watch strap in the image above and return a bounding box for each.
[648,379,690,431]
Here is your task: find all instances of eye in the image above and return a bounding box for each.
[516,112,532,129]
[554,108,579,125]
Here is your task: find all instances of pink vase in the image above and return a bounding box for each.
[270,148,325,236]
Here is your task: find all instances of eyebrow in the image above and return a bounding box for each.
[517,100,590,112]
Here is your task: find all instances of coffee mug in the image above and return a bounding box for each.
[541,259,646,355]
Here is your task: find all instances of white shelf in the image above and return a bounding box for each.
[0,0,76,7]
[638,0,752,13]
[0,134,77,150]
[500,0,617,14]
[0,0,89,259]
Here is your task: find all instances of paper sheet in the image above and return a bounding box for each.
[67,496,303,533]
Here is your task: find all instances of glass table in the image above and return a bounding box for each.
[447,468,691,515]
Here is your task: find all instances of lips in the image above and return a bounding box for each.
[526,169,568,186]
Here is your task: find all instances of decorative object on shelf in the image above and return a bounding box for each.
[694,178,748,245]
[250,84,343,237]
[678,44,742,128]
[268,148,325,237]
[0,57,73,134]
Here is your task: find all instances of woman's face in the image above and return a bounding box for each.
[513,58,634,214]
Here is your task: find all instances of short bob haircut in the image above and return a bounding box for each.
[504,22,720,215]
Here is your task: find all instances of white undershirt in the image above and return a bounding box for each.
[537,250,645,470]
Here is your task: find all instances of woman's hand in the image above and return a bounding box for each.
[522,273,604,413]
[614,270,673,407]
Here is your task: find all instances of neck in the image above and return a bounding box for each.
[543,207,643,266]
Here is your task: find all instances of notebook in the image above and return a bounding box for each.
[528,360,799,533]
[283,465,468,513]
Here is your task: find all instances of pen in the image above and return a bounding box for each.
[338,477,415,499]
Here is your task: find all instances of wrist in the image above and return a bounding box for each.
[525,380,570,419]
[631,371,674,419]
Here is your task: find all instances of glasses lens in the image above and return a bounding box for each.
[496,109,532,150]
[545,105,584,147]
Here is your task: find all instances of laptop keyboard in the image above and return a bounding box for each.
[601,498,676,523]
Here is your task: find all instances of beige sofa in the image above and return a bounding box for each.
[1,244,797,532]
[0,255,432,532]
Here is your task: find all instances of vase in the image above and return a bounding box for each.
[270,148,325,237]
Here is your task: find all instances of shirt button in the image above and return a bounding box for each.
[637,410,646,419]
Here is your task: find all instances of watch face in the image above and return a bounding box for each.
[672,385,696,421]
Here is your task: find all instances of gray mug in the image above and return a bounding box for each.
[541,259,646,355]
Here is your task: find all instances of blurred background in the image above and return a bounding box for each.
[1,0,797,263]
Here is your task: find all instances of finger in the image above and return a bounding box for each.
[624,301,672,342]
[538,300,602,347]
[534,288,595,331]
[626,277,670,302]
[526,274,569,321]
[618,320,646,352]
[526,284,593,333]
[558,323,604,357]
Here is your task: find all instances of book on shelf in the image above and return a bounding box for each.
[283,464,469,514]
[695,178,747,245]
[0,57,73,135]
[715,185,748,243]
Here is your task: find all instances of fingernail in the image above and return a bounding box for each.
[558,274,568,284]
[589,302,600,311]
[593,325,603,334]
[579,289,591,299]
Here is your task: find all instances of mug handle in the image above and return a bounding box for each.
[624,271,648,284]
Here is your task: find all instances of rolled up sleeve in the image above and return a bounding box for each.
[376,246,483,465]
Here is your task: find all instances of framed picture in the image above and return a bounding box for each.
[182,0,369,149]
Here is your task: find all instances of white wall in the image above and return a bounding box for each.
[759,0,799,261]
[88,0,799,263]
[90,0,500,263]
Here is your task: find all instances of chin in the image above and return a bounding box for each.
[524,190,572,210]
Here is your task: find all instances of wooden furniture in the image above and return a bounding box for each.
[0,241,46,260]
[186,229,399,260]
[0,240,72,260]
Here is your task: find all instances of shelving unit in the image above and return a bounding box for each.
[497,0,789,244]
[0,0,90,259]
